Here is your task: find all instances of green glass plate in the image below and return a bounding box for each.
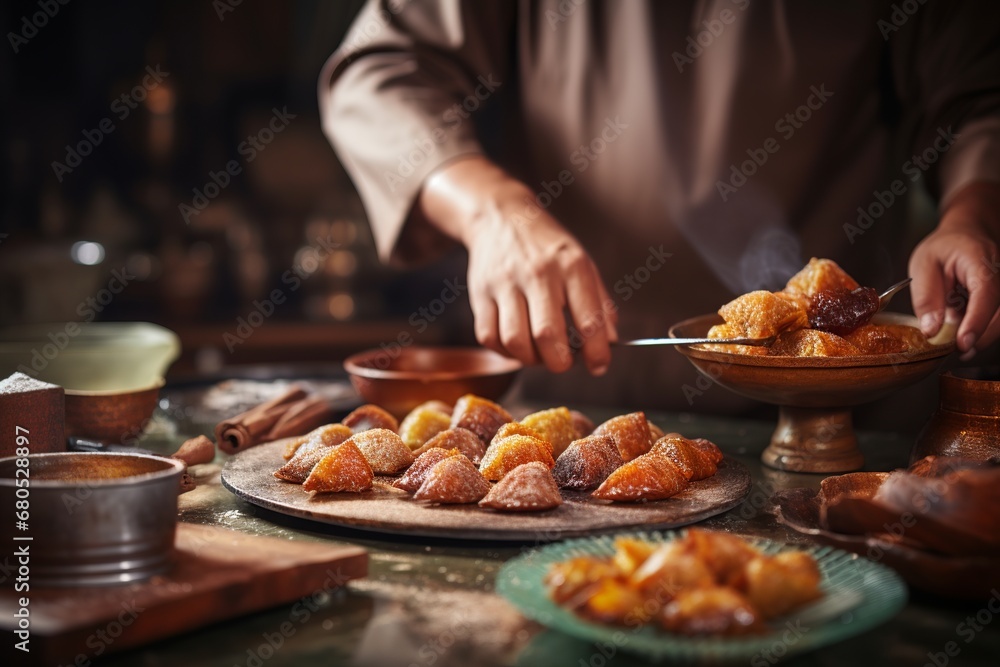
[496,530,907,662]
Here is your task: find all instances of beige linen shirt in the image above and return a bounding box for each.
[321,0,1000,414]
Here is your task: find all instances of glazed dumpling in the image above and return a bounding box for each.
[479,462,563,512]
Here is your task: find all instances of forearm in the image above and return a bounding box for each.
[415,155,532,247]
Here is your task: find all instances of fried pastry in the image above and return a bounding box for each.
[743,552,823,618]
[450,394,513,444]
[570,410,596,440]
[718,290,809,339]
[398,406,452,449]
[845,323,931,355]
[651,435,717,481]
[646,420,666,441]
[552,434,622,490]
[274,424,354,483]
[282,423,353,460]
[768,329,859,357]
[661,587,764,636]
[593,412,653,462]
[783,257,859,298]
[479,434,556,481]
[592,449,689,502]
[491,421,546,445]
[302,441,373,493]
[413,427,487,465]
[688,438,724,464]
[520,407,576,458]
[281,422,352,460]
[413,455,491,504]
[479,461,563,511]
[348,428,414,474]
[392,447,460,493]
[703,323,769,356]
[342,404,399,433]
[612,537,657,576]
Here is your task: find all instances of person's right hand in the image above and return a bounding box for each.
[417,155,618,375]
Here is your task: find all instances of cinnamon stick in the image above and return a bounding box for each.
[216,386,332,454]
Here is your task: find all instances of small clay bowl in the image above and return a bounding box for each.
[344,346,522,417]
[64,378,164,445]
[0,451,183,586]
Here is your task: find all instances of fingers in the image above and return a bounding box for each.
[595,277,620,343]
[955,258,1000,354]
[524,274,573,373]
[909,248,948,337]
[565,256,613,376]
[470,289,500,353]
[496,289,539,366]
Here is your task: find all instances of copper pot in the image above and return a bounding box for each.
[912,368,1000,463]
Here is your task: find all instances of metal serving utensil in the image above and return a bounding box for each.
[618,277,914,348]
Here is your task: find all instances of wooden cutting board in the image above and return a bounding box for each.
[0,522,367,666]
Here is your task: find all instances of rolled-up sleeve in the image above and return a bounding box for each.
[891,0,1000,208]
[320,0,514,263]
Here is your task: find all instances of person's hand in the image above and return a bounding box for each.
[417,155,618,374]
[909,181,1000,359]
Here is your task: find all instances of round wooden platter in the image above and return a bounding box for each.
[221,439,752,542]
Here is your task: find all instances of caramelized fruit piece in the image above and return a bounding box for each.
[630,542,714,598]
[521,407,576,458]
[398,407,452,449]
[845,323,931,355]
[612,537,657,577]
[450,394,513,444]
[545,557,621,606]
[552,435,623,490]
[570,410,596,440]
[274,424,354,483]
[651,435,717,481]
[768,329,859,357]
[349,428,414,474]
[593,412,653,462]
[392,447,460,493]
[302,441,374,493]
[580,578,648,625]
[718,290,809,339]
[704,323,768,356]
[808,286,880,335]
[413,455,491,504]
[683,528,761,585]
[282,423,351,460]
[413,427,486,465]
[784,257,859,298]
[479,434,556,481]
[342,404,399,433]
[592,450,688,502]
[661,587,764,636]
[479,461,563,511]
[743,552,823,619]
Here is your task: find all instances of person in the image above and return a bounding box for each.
[320,0,1000,414]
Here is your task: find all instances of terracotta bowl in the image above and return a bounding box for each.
[344,346,522,417]
[64,378,164,445]
[670,313,954,473]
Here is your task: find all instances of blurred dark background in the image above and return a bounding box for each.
[0,0,472,377]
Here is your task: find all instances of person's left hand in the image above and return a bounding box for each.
[909,181,1000,359]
